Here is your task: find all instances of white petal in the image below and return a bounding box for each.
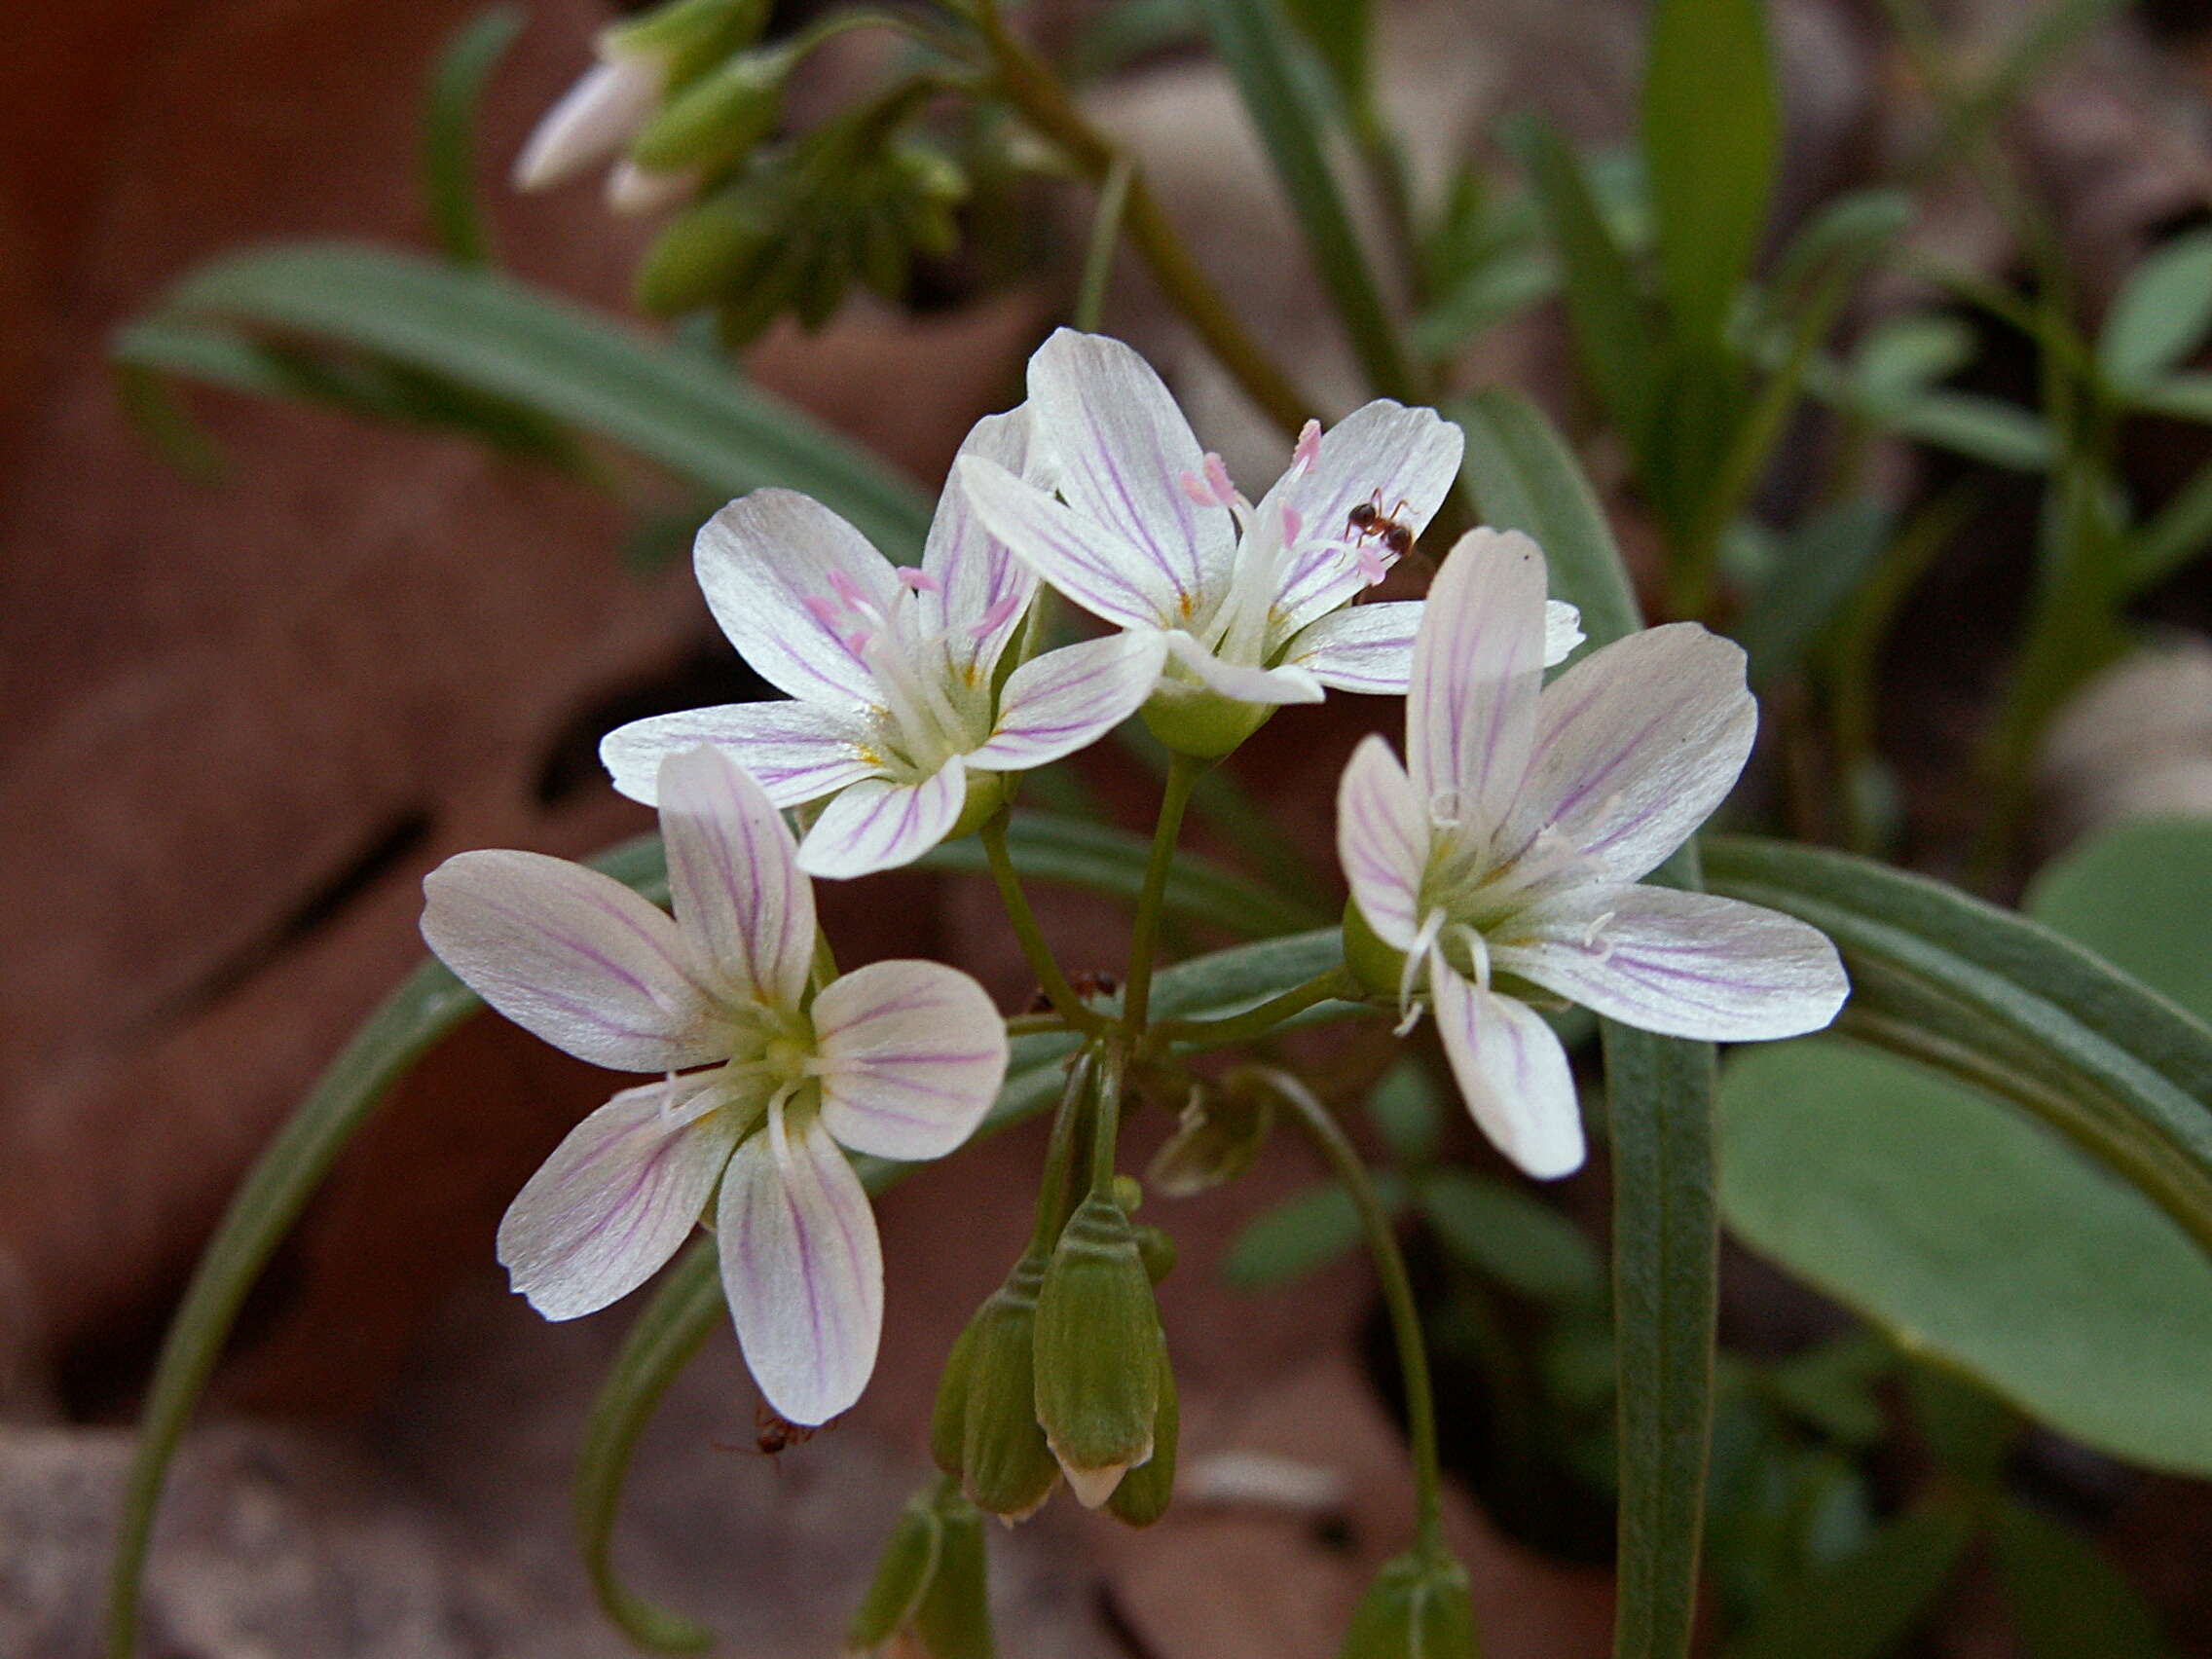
[1266,402,1466,631]
[1025,327,1235,609]
[718,1110,883,1424]
[1545,600,1586,667]
[969,632,1165,770]
[1407,529,1550,832]
[497,1079,739,1320]
[694,490,903,705]
[921,408,1042,680]
[798,756,968,878]
[606,159,697,215]
[657,747,816,1012]
[1498,885,1849,1042]
[1162,629,1324,705]
[422,850,727,1071]
[956,454,1182,633]
[512,57,661,192]
[1431,964,1586,1178]
[811,960,1009,1160]
[1337,734,1429,951]
[1281,601,1422,694]
[1506,622,1755,885]
[601,701,880,806]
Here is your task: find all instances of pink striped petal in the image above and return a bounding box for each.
[1497,885,1848,1042]
[694,490,902,706]
[1025,328,1235,608]
[920,409,1041,680]
[718,1110,883,1424]
[422,850,727,1072]
[969,632,1165,771]
[811,960,1008,1160]
[797,757,968,878]
[600,700,880,807]
[1505,623,1755,885]
[1407,529,1549,837]
[1281,601,1422,694]
[657,747,815,1012]
[1431,965,1585,1179]
[956,453,1183,633]
[497,1078,740,1319]
[1337,734,1430,951]
[1161,630,1324,705]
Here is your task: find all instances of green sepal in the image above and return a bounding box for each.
[1337,1547,1481,1659]
[1033,1192,1162,1502]
[1343,897,1408,1001]
[1140,682,1276,759]
[1106,1336,1179,1529]
[957,1253,1061,1521]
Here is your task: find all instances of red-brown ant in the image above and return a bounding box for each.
[716,1403,831,1456]
[1346,493,1415,561]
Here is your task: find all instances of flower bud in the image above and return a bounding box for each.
[1337,1548,1479,1659]
[1148,1084,1273,1197]
[845,1488,942,1654]
[909,1490,995,1659]
[714,235,808,346]
[628,47,790,176]
[1106,1335,1178,1529]
[956,1254,1060,1522]
[635,186,773,315]
[928,1318,977,1479]
[1111,1173,1144,1214]
[601,0,768,84]
[1033,1192,1161,1507]
[1134,1225,1177,1286]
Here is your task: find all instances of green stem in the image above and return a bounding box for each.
[1032,1050,1095,1250]
[980,812,1108,1036]
[1090,1039,1127,1192]
[1257,1068,1446,1545]
[1151,967,1359,1048]
[1074,153,1134,333]
[1122,755,1199,1036]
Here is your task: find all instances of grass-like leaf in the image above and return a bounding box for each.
[421,6,525,268]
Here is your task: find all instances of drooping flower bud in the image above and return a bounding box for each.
[1105,1334,1179,1529]
[844,1479,996,1659]
[928,1318,978,1480]
[955,1254,1060,1522]
[845,1488,943,1654]
[1336,1548,1479,1659]
[628,47,792,178]
[635,185,774,315]
[599,0,768,85]
[1133,1224,1178,1286]
[1032,1192,1161,1507]
[1148,1083,1273,1197]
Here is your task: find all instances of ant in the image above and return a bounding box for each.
[716,1403,832,1456]
[1026,968,1121,1015]
[1346,492,1415,562]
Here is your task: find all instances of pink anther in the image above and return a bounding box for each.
[827,570,867,608]
[1202,452,1236,506]
[1279,504,1304,545]
[968,589,1023,640]
[896,568,942,593]
[1292,419,1321,473]
[1178,468,1215,507]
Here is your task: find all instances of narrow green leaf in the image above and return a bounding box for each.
[422,7,525,267]
[1414,1169,1604,1304]
[1190,0,1416,399]
[1451,385,1642,648]
[1874,388,2054,472]
[1940,0,2130,163]
[2120,452,2212,590]
[2099,229,2212,390]
[1737,500,1894,685]
[1852,313,1975,405]
[1764,189,1914,304]
[125,242,932,558]
[1410,248,1556,357]
[1990,1500,2177,1659]
[2125,369,2212,424]
[1277,0,1371,107]
[1641,0,1780,347]
[1722,1500,1975,1659]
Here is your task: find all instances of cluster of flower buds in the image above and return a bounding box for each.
[844,1477,995,1659]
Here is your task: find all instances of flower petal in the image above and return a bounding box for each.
[718,1109,883,1424]
[694,489,902,705]
[1266,401,1465,631]
[1430,964,1586,1179]
[1162,629,1324,705]
[497,1078,740,1320]
[921,408,1043,681]
[421,850,727,1071]
[656,746,815,1012]
[512,57,661,191]
[969,632,1166,771]
[956,453,1182,632]
[600,700,880,807]
[1026,327,1235,609]
[1506,622,1755,885]
[1281,601,1422,694]
[1407,529,1549,832]
[811,960,1009,1160]
[1545,600,1586,667]
[1498,884,1849,1042]
[798,756,969,878]
[1337,734,1429,950]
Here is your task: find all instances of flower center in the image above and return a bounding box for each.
[803,572,989,776]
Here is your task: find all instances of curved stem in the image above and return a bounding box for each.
[1032,1050,1095,1249]
[981,812,1108,1036]
[1122,754,1199,1036]
[1074,153,1134,333]
[972,0,1312,437]
[1254,1067,1445,1545]
[1151,967,1360,1048]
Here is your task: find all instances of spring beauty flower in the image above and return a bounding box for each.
[421,746,1008,1423]
[601,409,1164,878]
[957,329,1582,756]
[1338,530,1848,1178]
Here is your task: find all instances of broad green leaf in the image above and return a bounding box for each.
[1452,386,1642,648]
[121,243,933,559]
[422,7,525,267]
[1641,0,1780,347]
[1722,1500,1976,1659]
[2026,817,2212,1022]
[2098,228,2212,390]
[1190,0,1416,400]
[1222,1172,1407,1288]
[1414,1169,1604,1304]
[1989,1500,2177,1659]
[1737,500,1894,686]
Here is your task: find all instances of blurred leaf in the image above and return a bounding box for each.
[1416,1169,1605,1304]
[1852,313,1975,404]
[1944,0,2131,159]
[1989,1500,2178,1659]
[1722,1500,1976,1659]
[1278,0,1370,107]
[2124,369,2212,424]
[1765,189,1913,303]
[2121,453,2212,589]
[1411,247,1555,357]
[1762,1332,1891,1446]
[1118,721,1325,902]
[2100,230,2212,390]
[1223,1173,1406,1288]
[422,6,525,267]
[1876,388,2054,471]
[1641,0,1780,347]
[1738,499,1894,686]
[1365,1057,1443,1166]
[1066,0,1202,82]
[2026,817,2212,1022]
[121,242,933,559]
[1905,1364,2017,1488]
